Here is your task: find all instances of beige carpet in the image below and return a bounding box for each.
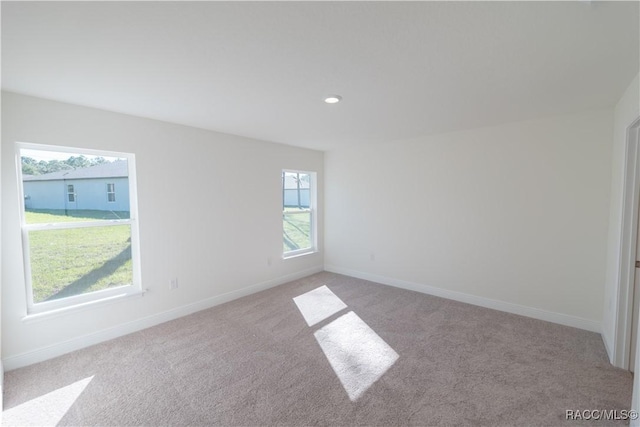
[2,272,632,426]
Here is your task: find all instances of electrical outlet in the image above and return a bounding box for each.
[370,252,375,261]
[267,257,272,267]
[170,278,179,290]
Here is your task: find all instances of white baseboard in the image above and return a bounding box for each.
[602,331,614,363]
[0,359,3,410]
[3,266,323,371]
[324,265,601,333]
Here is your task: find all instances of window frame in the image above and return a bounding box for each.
[67,184,76,202]
[107,182,116,203]
[16,142,142,315]
[282,169,317,259]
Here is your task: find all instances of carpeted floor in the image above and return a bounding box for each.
[2,272,633,426]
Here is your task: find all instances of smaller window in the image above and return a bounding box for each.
[67,184,75,202]
[107,183,116,202]
[283,170,317,258]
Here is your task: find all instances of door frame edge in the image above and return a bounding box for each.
[614,116,640,370]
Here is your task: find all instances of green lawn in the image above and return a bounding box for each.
[283,210,311,252]
[26,209,130,224]
[26,210,133,303]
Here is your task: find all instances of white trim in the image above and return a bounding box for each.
[22,290,147,324]
[612,118,640,369]
[2,266,323,371]
[283,249,319,260]
[324,265,601,333]
[28,281,140,315]
[283,245,315,259]
[67,184,76,202]
[602,331,613,363]
[26,219,132,231]
[17,141,132,160]
[0,360,4,403]
[106,182,116,203]
[282,169,317,257]
[15,142,142,316]
[283,209,311,215]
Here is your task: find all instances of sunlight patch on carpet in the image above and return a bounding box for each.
[293,285,348,326]
[314,311,399,401]
[2,375,94,426]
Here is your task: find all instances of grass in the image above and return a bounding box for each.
[26,209,133,303]
[26,209,130,224]
[283,210,311,252]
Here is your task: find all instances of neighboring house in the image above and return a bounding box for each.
[283,173,310,208]
[23,160,130,212]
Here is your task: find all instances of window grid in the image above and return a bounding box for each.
[282,169,317,258]
[67,184,75,202]
[17,142,141,315]
[107,183,116,202]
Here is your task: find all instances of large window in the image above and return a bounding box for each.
[17,143,141,314]
[283,170,316,257]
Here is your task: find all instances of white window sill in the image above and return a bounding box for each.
[22,290,147,324]
[283,249,318,260]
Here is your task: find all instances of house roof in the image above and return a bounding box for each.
[23,160,128,182]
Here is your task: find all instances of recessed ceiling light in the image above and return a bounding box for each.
[324,95,342,104]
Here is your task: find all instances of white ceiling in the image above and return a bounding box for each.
[2,1,638,151]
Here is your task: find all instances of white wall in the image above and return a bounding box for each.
[325,109,613,330]
[1,92,324,368]
[0,89,3,410]
[603,74,640,362]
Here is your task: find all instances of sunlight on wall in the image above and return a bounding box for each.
[2,375,94,426]
[293,285,348,326]
[293,286,399,401]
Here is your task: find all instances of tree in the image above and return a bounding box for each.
[41,160,72,174]
[21,157,39,175]
[90,157,107,166]
[21,155,113,175]
[65,155,90,169]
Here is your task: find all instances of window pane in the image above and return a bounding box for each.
[21,148,129,224]
[283,172,311,209]
[28,225,133,303]
[283,211,311,252]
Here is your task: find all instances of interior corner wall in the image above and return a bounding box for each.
[0,91,3,406]
[1,91,324,368]
[603,73,640,364]
[325,109,613,329]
